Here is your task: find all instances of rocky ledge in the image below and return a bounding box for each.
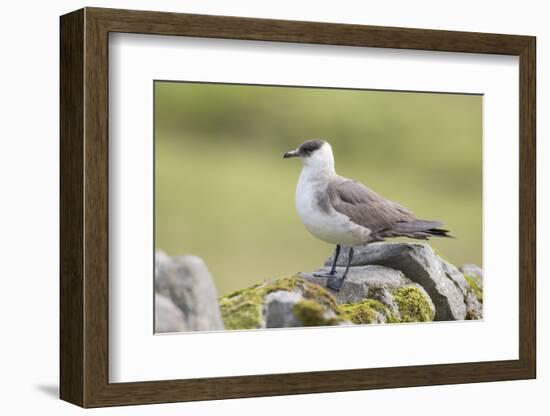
[155,243,483,332]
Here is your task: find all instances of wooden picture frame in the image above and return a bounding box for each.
[60,7,536,408]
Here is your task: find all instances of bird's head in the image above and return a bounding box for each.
[283,139,335,172]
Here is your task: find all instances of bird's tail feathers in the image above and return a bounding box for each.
[393,220,454,239]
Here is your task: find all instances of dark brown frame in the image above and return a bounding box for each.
[60,7,536,408]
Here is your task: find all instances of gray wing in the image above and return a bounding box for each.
[326,176,417,237]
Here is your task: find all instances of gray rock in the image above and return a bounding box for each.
[155,251,224,332]
[154,251,175,297]
[442,261,483,320]
[325,243,475,321]
[264,289,344,328]
[459,264,483,319]
[464,293,483,319]
[264,291,303,328]
[154,293,187,333]
[300,265,410,304]
[460,264,483,284]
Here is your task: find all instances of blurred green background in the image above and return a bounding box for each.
[155,81,482,296]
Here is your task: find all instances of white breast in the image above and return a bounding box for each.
[295,169,370,246]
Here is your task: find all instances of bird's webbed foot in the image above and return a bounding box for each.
[326,277,345,292]
[312,271,346,292]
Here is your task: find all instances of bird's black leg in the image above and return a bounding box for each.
[329,244,341,275]
[327,247,354,292]
[343,247,354,279]
[313,245,341,278]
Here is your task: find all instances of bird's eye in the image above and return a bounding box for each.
[298,140,324,155]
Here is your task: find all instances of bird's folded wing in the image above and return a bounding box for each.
[327,177,416,234]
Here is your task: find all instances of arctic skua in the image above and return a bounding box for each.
[284,139,451,291]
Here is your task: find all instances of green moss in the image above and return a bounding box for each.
[224,283,261,299]
[464,274,483,302]
[340,299,391,324]
[219,275,339,330]
[219,286,264,330]
[292,299,341,326]
[392,285,435,322]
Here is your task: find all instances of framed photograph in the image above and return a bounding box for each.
[60,7,536,408]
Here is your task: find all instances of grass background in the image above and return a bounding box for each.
[155,81,482,296]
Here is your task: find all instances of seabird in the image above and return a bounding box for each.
[284,139,451,291]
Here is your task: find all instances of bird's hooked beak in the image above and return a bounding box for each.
[283,149,299,159]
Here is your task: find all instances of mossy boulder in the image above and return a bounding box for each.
[339,284,434,324]
[302,263,436,324]
[218,244,482,330]
[220,274,437,330]
[302,265,409,305]
[219,275,343,330]
[324,243,483,321]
